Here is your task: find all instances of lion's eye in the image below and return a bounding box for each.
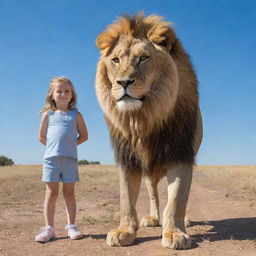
[139,56,149,62]
[111,57,120,64]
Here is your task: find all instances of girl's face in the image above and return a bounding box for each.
[52,82,73,108]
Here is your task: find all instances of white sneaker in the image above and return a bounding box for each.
[35,226,55,242]
[65,224,84,239]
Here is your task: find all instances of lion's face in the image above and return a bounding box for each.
[105,37,159,112]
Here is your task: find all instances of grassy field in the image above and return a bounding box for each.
[1,164,255,205]
[1,164,255,230]
[0,164,255,256]
[196,165,256,201]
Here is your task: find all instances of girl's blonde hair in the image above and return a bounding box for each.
[41,77,78,113]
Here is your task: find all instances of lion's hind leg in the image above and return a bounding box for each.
[162,165,193,250]
[140,174,160,227]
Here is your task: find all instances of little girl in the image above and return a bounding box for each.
[35,77,88,242]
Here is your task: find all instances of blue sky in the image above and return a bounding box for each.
[0,0,255,165]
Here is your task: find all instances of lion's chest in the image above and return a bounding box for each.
[110,122,195,171]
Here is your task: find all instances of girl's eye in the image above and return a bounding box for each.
[111,57,120,64]
[140,56,149,62]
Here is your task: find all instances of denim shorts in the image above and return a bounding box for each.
[42,156,79,183]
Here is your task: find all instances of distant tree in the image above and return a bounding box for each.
[0,155,14,166]
[90,161,100,165]
[78,160,89,165]
[78,160,101,165]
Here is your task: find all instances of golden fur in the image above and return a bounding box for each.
[95,13,202,250]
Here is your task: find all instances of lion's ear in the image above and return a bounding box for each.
[147,24,176,52]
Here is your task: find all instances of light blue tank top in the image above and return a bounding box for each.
[44,110,78,159]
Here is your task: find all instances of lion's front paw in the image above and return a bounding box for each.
[106,227,136,246]
[140,216,160,227]
[162,227,192,250]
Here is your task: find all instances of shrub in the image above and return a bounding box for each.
[0,155,14,166]
[90,161,100,165]
[78,160,89,165]
[78,160,101,165]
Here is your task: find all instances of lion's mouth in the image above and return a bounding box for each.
[117,94,145,102]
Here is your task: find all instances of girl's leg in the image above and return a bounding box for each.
[44,182,59,227]
[63,183,76,224]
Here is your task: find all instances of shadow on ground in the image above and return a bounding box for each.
[85,218,256,248]
[192,217,256,243]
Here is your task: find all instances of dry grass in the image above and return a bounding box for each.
[0,165,43,205]
[0,164,118,200]
[195,165,256,200]
[1,165,255,206]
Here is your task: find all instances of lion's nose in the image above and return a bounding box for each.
[117,79,135,89]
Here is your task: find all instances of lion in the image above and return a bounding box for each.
[95,13,203,250]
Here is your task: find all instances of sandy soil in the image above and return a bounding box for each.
[0,165,255,256]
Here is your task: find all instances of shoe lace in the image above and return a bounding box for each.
[72,226,79,232]
[66,224,80,233]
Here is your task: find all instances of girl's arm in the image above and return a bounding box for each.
[77,112,88,145]
[38,112,48,145]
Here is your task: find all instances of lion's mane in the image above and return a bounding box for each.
[96,13,199,176]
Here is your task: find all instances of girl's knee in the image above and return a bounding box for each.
[46,188,59,199]
[45,183,59,197]
[63,183,75,199]
[47,191,58,200]
[63,190,75,200]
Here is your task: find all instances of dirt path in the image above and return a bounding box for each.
[0,165,256,256]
